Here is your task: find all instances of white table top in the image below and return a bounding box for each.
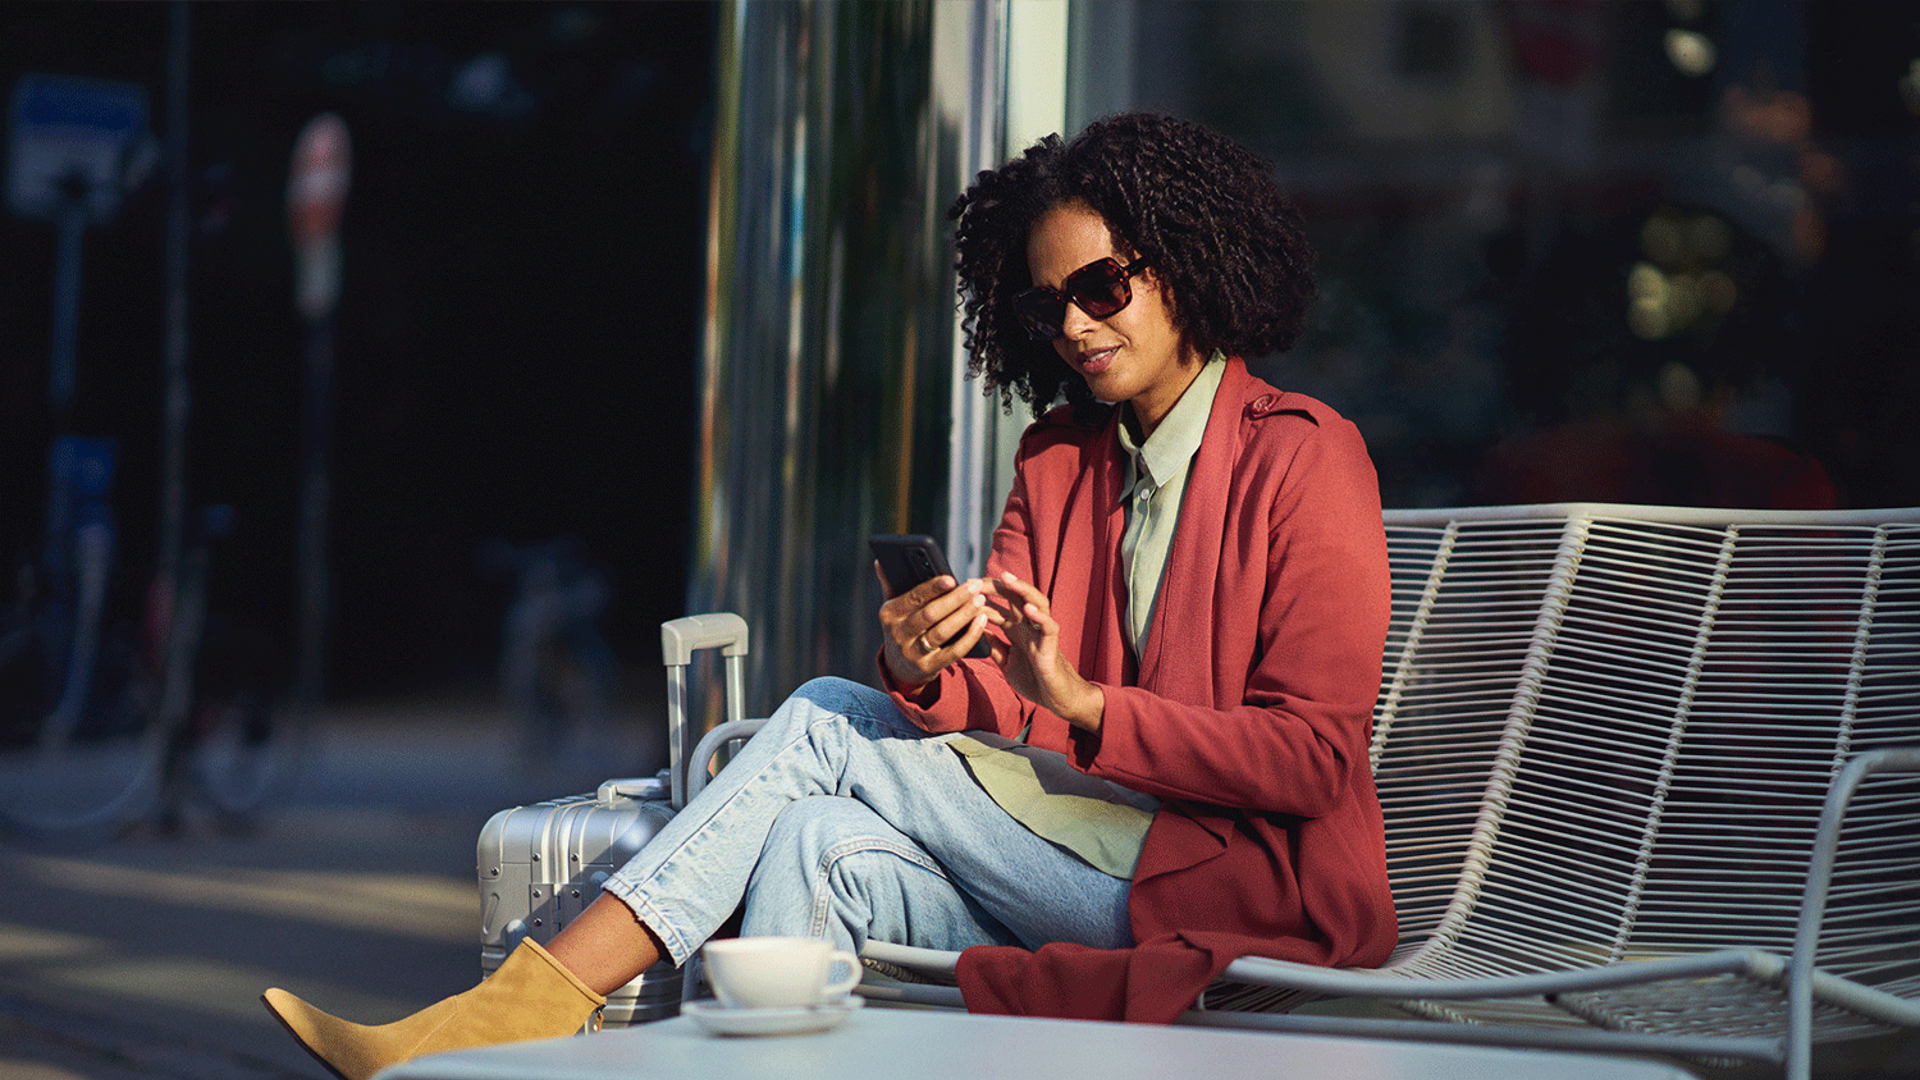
[372,1005,1693,1080]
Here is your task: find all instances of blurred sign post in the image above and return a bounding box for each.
[287,113,350,714]
[6,74,146,221]
[6,74,146,422]
[6,74,147,602]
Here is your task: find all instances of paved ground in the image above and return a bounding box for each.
[2,685,1916,1079]
[0,687,667,1080]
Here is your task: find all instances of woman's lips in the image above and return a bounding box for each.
[1075,346,1118,375]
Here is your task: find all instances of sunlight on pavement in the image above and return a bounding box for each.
[0,922,101,962]
[0,919,422,1032]
[44,954,420,1027]
[0,1058,94,1080]
[13,854,472,942]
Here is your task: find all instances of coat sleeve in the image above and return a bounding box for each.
[1073,414,1390,820]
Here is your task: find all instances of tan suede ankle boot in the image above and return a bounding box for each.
[262,939,606,1080]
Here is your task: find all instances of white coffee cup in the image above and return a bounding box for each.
[701,936,861,1010]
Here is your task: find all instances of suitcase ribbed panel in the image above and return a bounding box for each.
[478,783,679,1025]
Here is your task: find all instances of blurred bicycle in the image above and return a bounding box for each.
[477,535,621,777]
[0,476,295,851]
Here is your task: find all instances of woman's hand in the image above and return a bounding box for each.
[876,565,990,691]
[985,572,1104,732]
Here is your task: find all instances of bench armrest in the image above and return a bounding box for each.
[1787,744,1920,1080]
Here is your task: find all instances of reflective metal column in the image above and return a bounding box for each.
[692,0,995,713]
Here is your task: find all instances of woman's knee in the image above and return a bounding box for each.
[747,798,951,942]
[761,795,889,860]
[755,798,946,899]
[787,676,892,718]
[768,676,911,741]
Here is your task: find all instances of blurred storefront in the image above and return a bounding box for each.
[1081,0,1915,515]
[693,0,1919,709]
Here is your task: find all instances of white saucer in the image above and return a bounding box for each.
[681,995,864,1037]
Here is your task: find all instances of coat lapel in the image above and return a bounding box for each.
[1035,409,1133,720]
[1134,358,1251,705]
[1069,410,1132,689]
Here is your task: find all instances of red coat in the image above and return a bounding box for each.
[884,357,1398,1023]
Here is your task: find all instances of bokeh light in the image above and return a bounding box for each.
[1665,29,1717,77]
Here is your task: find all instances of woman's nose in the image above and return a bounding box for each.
[1060,299,1100,338]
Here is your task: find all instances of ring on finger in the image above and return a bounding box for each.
[916,632,934,654]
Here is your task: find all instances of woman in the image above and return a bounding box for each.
[263,112,1395,1080]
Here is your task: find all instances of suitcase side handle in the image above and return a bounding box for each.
[596,776,669,803]
[661,613,750,809]
[685,718,768,804]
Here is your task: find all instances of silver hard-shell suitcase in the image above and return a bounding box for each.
[477,613,758,1027]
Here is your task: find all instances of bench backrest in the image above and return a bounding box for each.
[1371,504,1920,988]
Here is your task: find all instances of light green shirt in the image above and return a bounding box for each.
[949,355,1226,878]
[1115,356,1225,655]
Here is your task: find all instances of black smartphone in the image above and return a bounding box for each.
[869,534,990,658]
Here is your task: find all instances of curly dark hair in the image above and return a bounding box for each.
[948,112,1317,418]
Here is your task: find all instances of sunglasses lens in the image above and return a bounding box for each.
[1068,260,1130,318]
[1014,288,1067,339]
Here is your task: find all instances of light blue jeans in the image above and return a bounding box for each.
[600,677,1135,965]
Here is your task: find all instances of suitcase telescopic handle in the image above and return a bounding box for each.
[660,613,751,665]
[660,614,750,809]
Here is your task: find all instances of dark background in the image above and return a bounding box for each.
[8,2,1919,710]
[2,2,715,700]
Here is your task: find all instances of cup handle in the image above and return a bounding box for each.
[823,950,862,997]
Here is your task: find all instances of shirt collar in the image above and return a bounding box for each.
[1115,352,1225,494]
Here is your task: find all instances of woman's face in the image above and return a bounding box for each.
[1024,201,1204,435]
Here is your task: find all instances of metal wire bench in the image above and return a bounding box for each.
[847,503,1920,1079]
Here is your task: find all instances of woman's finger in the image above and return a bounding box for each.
[989,573,1051,631]
[877,572,990,683]
[922,590,989,648]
